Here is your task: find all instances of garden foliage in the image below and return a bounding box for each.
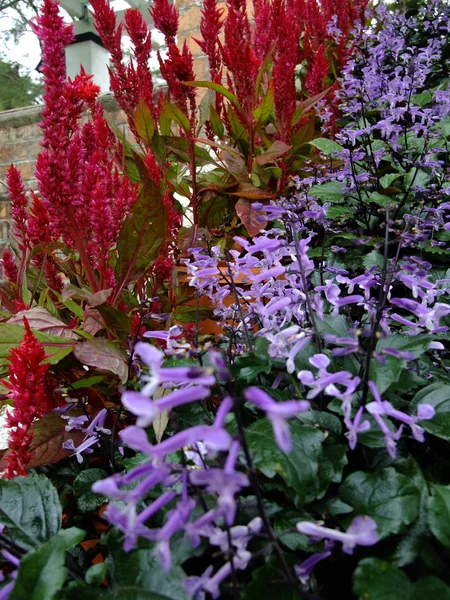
[1,0,450,598]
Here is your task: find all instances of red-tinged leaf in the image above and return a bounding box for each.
[291,87,331,126]
[62,285,112,307]
[134,99,155,143]
[255,140,292,166]
[227,183,275,200]
[235,198,267,237]
[115,176,167,286]
[9,307,78,340]
[223,152,248,182]
[253,85,274,125]
[0,413,85,471]
[73,339,128,384]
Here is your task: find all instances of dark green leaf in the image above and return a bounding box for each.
[317,441,348,497]
[353,558,411,600]
[85,563,107,586]
[411,384,450,440]
[412,577,450,600]
[160,98,190,133]
[339,468,420,537]
[115,176,166,285]
[0,475,62,550]
[242,563,300,600]
[308,181,344,202]
[0,324,73,366]
[246,418,323,504]
[73,469,108,513]
[428,484,450,548]
[10,528,84,600]
[182,81,241,110]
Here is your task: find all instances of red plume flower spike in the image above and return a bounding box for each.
[2,318,55,478]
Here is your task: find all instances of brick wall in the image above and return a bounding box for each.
[0,95,131,257]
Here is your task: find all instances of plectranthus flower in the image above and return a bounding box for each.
[296,516,378,555]
[295,541,334,583]
[366,381,435,445]
[298,354,355,400]
[244,387,310,452]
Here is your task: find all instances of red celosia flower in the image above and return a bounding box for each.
[6,165,29,251]
[196,0,223,81]
[1,247,18,284]
[150,0,179,41]
[2,318,55,478]
[305,44,329,95]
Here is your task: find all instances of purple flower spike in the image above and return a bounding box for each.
[244,387,310,453]
[296,516,378,555]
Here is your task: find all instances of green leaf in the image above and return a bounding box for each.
[369,354,404,395]
[428,484,450,547]
[10,528,84,600]
[296,411,342,435]
[115,176,166,285]
[0,474,62,550]
[308,181,344,202]
[380,173,402,188]
[404,168,428,189]
[246,418,323,504]
[412,577,450,600]
[73,340,128,384]
[363,250,384,269]
[71,375,105,389]
[366,192,395,207]
[411,383,450,440]
[316,314,350,338]
[208,105,224,138]
[339,468,420,537]
[353,558,411,600]
[309,138,344,155]
[317,441,348,497]
[172,305,214,323]
[73,469,108,513]
[85,563,107,586]
[105,531,189,600]
[242,563,301,600]
[96,304,133,337]
[134,99,155,143]
[253,86,274,125]
[160,98,191,133]
[232,353,272,382]
[411,90,433,106]
[182,80,241,110]
[0,324,73,366]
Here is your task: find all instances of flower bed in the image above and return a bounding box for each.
[1,0,450,598]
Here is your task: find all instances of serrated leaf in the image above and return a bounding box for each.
[411,383,450,440]
[73,340,128,383]
[74,469,108,513]
[309,138,344,155]
[0,474,62,550]
[246,418,323,504]
[309,181,344,202]
[339,468,420,538]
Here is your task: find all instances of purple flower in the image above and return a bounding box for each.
[122,385,211,428]
[62,436,98,463]
[298,354,355,400]
[296,516,378,554]
[61,414,88,431]
[190,441,249,525]
[244,387,310,452]
[295,541,334,583]
[345,407,371,450]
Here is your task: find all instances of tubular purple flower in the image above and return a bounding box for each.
[295,542,334,583]
[296,516,378,554]
[345,407,371,450]
[122,386,211,427]
[244,387,310,452]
